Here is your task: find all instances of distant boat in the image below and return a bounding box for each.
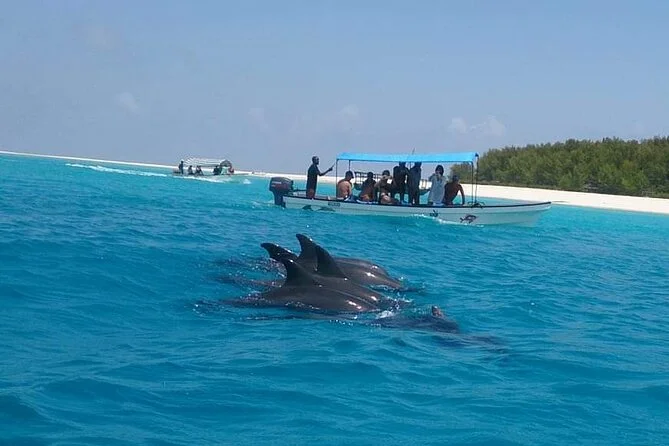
[269,151,551,226]
[173,158,234,176]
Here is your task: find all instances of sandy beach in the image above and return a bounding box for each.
[2,149,668,216]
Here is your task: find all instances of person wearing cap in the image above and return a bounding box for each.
[443,174,465,205]
[306,156,333,199]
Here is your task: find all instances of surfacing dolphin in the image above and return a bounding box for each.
[228,256,380,313]
[370,306,460,334]
[295,234,391,278]
[261,243,407,310]
[306,238,406,291]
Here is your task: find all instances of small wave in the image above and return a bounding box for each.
[178,175,252,185]
[66,163,168,178]
[0,394,45,422]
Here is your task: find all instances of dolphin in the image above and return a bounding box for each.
[260,243,405,310]
[295,233,391,278]
[309,239,406,291]
[370,306,460,334]
[231,257,380,313]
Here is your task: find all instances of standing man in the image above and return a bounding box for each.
[407,162,422,205]
[306,156,333,199]
[392,162,409,202]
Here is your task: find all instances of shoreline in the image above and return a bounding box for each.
[2,149,668,216]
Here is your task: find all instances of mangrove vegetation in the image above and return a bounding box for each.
[451,137,669,198]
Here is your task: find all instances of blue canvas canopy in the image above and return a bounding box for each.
[336,151,478,164]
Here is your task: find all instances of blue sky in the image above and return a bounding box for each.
[1,0,668,172]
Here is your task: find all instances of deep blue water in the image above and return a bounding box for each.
[1,154,669,445]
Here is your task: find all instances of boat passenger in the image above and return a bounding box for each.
[377,170,394,194]
[443,174,465,205]
[392,162,409,202]
[427,165,446,205]
[306,155,333,199]
[379,190,399,205]
[431,305,444,318]
[336,171,354,200]
[195,165,203,176]
[177,160,184,174]
[187,165,194,175]
[358,172,377,202]
[375,170,398,205]
[213,165,221,175]
[407,162,422,205]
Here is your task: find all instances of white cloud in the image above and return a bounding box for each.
[448,115,506,137]
[448,117,468,134]
[115,92,140,114]
[338,104,359,119]
[483,116,506,136]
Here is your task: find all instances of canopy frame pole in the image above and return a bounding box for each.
[473,155,480,203]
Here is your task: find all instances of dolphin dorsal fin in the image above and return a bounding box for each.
[260,243,298,262]
[314,244,348,279]
[281,258,320,287]
[295,234,318,271]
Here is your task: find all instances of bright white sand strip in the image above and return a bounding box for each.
[2,150,668,215]
[0,150,174,169]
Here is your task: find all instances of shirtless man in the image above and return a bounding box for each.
[443,174,465,205]
[336,171,354,199]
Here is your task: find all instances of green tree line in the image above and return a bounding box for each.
[451,137,669,198]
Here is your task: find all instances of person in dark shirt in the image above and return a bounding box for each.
[407,162,422,205]
[306,156,333,199]
[392,162,409,202]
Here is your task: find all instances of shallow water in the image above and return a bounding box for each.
[1,154,669,445]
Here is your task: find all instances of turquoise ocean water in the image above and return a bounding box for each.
[1,154,669,445]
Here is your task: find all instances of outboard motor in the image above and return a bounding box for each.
[269,177,294,207]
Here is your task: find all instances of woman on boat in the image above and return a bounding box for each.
[427,165,446,205]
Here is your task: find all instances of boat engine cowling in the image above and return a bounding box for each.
[269,177,294,206]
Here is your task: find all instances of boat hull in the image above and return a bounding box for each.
[282,195,551,226]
